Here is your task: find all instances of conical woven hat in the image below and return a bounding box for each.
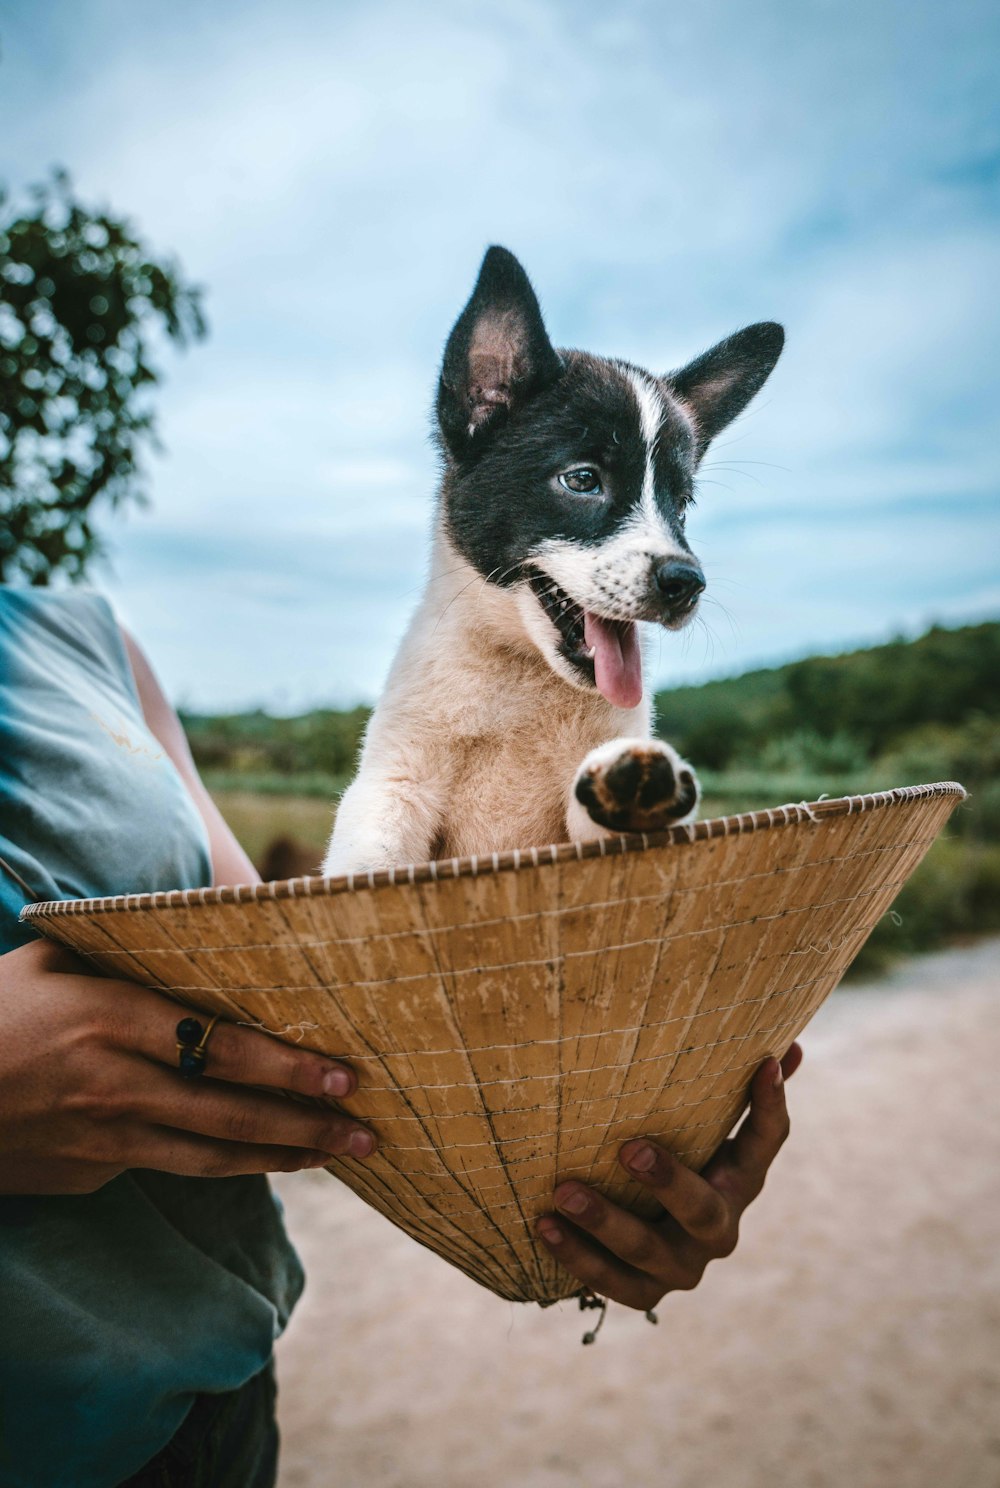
[24,783,963,1304]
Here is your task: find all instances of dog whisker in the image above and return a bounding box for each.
[686,613,717,668]
[429,569,500,635]
[488,561,526,590]
[703,576,749,593]
[425,564,486,586]
[700,461,765,488]
[707,457,790,472]
[700,594,741,646]
[694,477,739,495]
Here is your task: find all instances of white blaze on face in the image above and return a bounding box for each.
[626,367,666,531]
[524,364,697,705]
[530,368,692,619]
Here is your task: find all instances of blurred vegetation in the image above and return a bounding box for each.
[652,621,1000,768]
[182,706,371,797]
[192,620,999,978]
[209,791,335,875]
[654,621,999,974]
[0,169,205,583]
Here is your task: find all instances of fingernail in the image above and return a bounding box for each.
[536,1219,564,1245]
[626,1142,657,1174]
[556,1186,590,1216]
[771,1058,784,1089]
[323,1066,352,1097]
[347,1129,375,1159]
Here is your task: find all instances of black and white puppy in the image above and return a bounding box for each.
[323,247,783,874]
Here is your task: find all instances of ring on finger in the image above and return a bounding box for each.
[175,1015,220,1078]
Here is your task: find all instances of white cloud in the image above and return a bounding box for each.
[2,0,998,708]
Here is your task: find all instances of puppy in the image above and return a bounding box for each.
[323,248,782,874]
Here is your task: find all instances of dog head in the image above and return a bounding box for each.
[435,247,783,709]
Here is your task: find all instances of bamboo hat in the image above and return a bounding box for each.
[24,782,963,1305]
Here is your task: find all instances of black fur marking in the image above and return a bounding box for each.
[637,756,676,810]
[575,747,698,833]
[666,322,785,457]
[573,771,607,822]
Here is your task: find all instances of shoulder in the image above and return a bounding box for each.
[0,587,136,697]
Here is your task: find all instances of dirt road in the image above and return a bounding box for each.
[274,939,1000,1488]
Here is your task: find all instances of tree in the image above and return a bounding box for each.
[0,169,206,583]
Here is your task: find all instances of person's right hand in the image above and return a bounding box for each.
[0,938,376,1195]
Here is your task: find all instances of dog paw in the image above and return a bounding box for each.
[573,738,700,834]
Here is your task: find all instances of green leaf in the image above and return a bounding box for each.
[0,168,208,582]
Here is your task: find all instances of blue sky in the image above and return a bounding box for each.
[2,0,998,710]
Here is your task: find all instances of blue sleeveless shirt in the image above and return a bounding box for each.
[0,589,304,1488]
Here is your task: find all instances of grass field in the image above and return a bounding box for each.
[211,787,334,869]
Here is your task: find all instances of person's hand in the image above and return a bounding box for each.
[0,938,376,1195]
[535,1044,803,1309]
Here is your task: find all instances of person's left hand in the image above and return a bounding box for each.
[535,1044,803,1310]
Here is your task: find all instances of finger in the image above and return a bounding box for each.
[534,1216,665,1312]
[551,1180,707,1281]
[131,1063,376,1159]
[128,1127,343,1179]
[191,1018,361,1100]
[781,1041,804,1081]
[616,1142,738,1252]
[111,985,360,1100]
[702,1053,794,1205]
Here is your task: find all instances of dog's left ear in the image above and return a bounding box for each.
[666,322,784,459]
[437,246,563,460]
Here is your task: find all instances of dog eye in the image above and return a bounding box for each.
[558,468,603,496]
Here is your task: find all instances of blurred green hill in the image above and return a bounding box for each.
[182,704,370,797]
[653,619,999,828]
[654,619,999,771]
[186,619,1000,975]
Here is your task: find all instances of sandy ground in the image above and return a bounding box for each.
[273,939,1000,1488]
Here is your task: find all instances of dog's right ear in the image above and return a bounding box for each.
[436,246,563,460]
[666,322,785,460]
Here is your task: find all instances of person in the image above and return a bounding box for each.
[0,585,801,1487]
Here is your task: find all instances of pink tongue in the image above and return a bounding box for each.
[583,612,643,709]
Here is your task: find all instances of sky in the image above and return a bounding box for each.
[1,0,998,711]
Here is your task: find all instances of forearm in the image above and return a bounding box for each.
[322,767,443,875]
[183,772,260,886]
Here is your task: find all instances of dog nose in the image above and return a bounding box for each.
[655,561,705,612]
